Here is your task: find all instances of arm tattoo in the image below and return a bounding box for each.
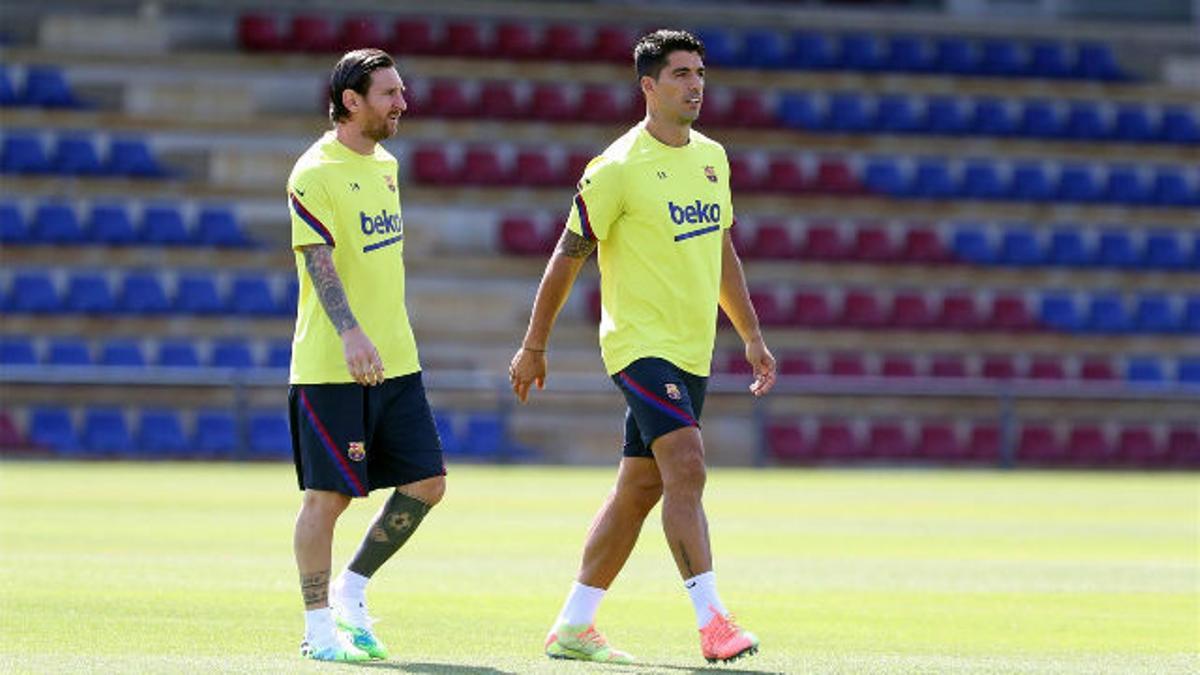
[301,245,358,334]
[556,229,597,259]
[300,569,330,609]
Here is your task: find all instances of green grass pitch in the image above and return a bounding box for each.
[0,461,1196,673]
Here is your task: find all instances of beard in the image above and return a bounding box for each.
[363,113,397,142]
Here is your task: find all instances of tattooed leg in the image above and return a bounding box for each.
[294,489,351,609]
[347,490,433,578]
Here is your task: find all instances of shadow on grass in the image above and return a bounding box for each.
[640,663,785,675]
[358,663,516,674]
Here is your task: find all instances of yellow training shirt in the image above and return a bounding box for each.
[287,131,419,384]
[565,122,734,377]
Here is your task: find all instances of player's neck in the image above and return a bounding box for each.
[334,124,377,156]
[643,112,691,147]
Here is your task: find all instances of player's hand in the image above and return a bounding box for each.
[341,326,385,386]
[508,347,547,403]
[745,336,776,397]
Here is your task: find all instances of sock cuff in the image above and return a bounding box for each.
[684,570,716,589]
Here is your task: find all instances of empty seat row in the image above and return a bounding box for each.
[410,145,591,188]
[768,419,1199,468]
[718,350,1200,385]
[1,132,168,177]
[405,80,641,125]
[0,335,291,369]
[0,64,85,108]
[590,285,1200,334]
[949,225,1199,270]
[0,201,251,247]
[774,92,1196,144]
[1,269,297,316]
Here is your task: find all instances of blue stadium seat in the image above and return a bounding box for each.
[786,31,833,70]
[0,66,17,106]
[174,273,223,314]
[228,274,276,315]
[248,411,290,458]
[141,204,190,244]
[461,411,509,459]
[931,37,974,75]
[278,278,299,315]
[978,39,1022,77]
[1160,106,1199,144]
[1072,41,1125,81]
[46,336,91,365]
[51,134,103,176]
[1193,237,1200,270]
[1026,41,1070,79]
[1134,293,1177,333]
[1178,357,1200,385]
[1104,166,1147,205]
[1047,227,1090,267]
[83,407,133,455]
[22,65,82,108]
[874,94,918,134]
[99,338,145,367]
[31,201,84,243]
[119,271,171,314]
[837,33,881,71]
[1056,164,1102,203]
[776,91,820,130]
[156,338,201,368]
[1039,292,1083,332]
[911,159,954,199]
[1125,356,1165,384]
[694,28,739,67]
[743,29,787,69]
[0,335,37,365]
[194,409,238,458]
[970,97,1014,137]
[433,411,460,455]
[1086,293,1130,333]
[1008,163,1052,201]
[1096,231,1139,268]
[951,225,995,264]
[266,340,291,368]
[211,337,255,369]
[64,271,115,313]
[825,92,870,132]
[6,270,60,313]
[1,132,51,174]
[960,161,1005,200]
[1018,100,1061,138]
[195,206,249,247]
[1184,296,1200,334]
[1151,168,1195,207]
[1112,105,1154,142]
[138,408,187,456]
[999,227,1042,266]
[29,406,79,454]
[923,96,968,135]
[862,158,904,197]
[1062,101,1106,140]
[87,203,138,245]
[106,137,166,177]
[882,35,926,72]
[1144,231,1187,270]
[0,201,26,244]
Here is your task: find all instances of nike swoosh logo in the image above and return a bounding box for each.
[685,581,697,588]
[295,188,306,197]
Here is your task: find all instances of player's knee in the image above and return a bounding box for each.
[301,490,351,521]
[401,475,445,507]
[661,448,707,494]
[617,477,662,513]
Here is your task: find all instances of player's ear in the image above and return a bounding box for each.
[639,74,654,97]
[343,89,359,116]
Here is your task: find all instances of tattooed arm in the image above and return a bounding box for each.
[508,229,596,403]
[300,244,384,386]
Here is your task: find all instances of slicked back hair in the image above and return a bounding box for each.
[329,48,395,124]
[634,29,705,80]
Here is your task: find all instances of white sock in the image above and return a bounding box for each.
[304,607,336,644]
[556,581,606,627]
[685,571,728,628]
[334,570,369,604]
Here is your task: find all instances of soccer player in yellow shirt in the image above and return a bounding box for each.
[509,29,776,665]
[287,49,446,662]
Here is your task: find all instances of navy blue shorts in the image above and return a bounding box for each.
[612,357,707,458]
[289,371,446,497]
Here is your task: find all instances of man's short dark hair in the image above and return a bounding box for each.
[634,30,705,80]
[329,48,396,124]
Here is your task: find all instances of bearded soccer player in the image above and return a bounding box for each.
[508,30,776,665]
[287,49,446,662]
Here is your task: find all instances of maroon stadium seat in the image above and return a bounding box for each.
[429,81,477,118]
[391,18,436,55]
[1027,356,1067,380]
[748,221,795,259]
[749,288,789,326]
[989,293,1035,332]
[578,86,627,124]
[937,292,982,331]
[592,26,633,63]
[728,155,764,193]
[0,410,24,450]
[815,421,858,461]
[442,21,488,57]
[880,355,917,378]
[851,224,895,262]
[587,285,601,321]
[238,14,283,52]
[828,352,868,377]
[868,421,913,460]
[411,147,455,185]
[542,24,588,60]
[458,146,511,186]
[917,422,960,461]
[1067,424,1110,465]
[1116,426,1156,466]
[1079,357,1117,381]
[798,222,845,260]
[514,150,560,187]
[289,15,337,53]
[840,290,886,329]
[337,17,386,52]
[929,354,969,379]
[768,422,809,461]
[791,290,835,327]
[727,91,775,129]
[1167,427,1200,468]
[901,226,949,263]
[981,354,1018,380]
[530,84,576,122]
[779,352,816,376]
[888,291,934,329]
[721,351,754,375]
[495,22,541,60]
[498,215,546,255]
[479,81,527,120]
[761,155,806,194]
[563,150,593,187]
[967,423,1001,463]
[811,158,860,195]
[1017,424,1062,465]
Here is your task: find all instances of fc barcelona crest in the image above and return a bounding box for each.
[665,383,682,400]
[384,174,397,193]
[347,441,366,462]
[704,165,717,183]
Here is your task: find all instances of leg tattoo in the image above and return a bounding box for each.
[300,569,330,609]
[678,539,695,577]
[347,490,432,578]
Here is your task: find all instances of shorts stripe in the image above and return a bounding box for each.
[298,389,366,496]
[617,371,697,428]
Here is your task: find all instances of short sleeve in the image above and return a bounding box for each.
[565,155,622,242]
[289,169,336,248]
[720,150,735,231]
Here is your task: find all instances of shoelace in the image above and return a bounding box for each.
[576,626,609,649]
[705,613,742,646]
